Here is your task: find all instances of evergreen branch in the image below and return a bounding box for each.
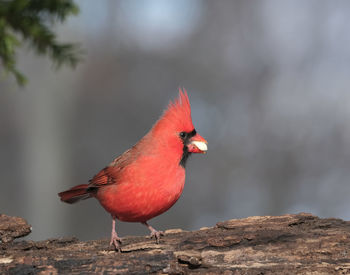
[0,0,83,86]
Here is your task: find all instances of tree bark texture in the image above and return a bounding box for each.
[1,213,350,274]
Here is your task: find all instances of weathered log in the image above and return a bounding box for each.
[1,213,350,274]
[0,214,31,243]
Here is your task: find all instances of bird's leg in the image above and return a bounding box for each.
[142,221,164,244]
[110,216,122,251]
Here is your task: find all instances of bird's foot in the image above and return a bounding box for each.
[149,228,164,244]
[110,231,122,252]
[142,221,164,244]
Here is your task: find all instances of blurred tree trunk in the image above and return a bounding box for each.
[1,213,350,274]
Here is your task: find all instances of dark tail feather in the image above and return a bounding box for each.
[58,184,92,204]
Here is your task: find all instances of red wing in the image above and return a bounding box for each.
[88,148,136,189]
[88,166,120,188]
[89,145,138,189]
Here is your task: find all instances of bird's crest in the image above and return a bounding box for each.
[163,88,194,131]
[151,88,194,135]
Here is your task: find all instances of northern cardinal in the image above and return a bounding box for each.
[58,89,207,251]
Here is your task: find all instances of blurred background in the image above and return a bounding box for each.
[1,0,350,241]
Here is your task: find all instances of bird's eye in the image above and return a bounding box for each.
[179,132,186,138]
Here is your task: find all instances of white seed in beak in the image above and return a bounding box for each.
[191,141,208,152]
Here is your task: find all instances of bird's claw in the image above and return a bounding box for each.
[150,230,164,244]
[110,232,122,252]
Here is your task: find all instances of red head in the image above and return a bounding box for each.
[151,88,207,167]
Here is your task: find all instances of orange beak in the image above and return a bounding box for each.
[187,134,208,153]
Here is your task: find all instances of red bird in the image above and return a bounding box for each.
[58,89,207,251]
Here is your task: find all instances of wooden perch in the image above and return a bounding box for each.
[0,214,32,243]
[1,213,350,274]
